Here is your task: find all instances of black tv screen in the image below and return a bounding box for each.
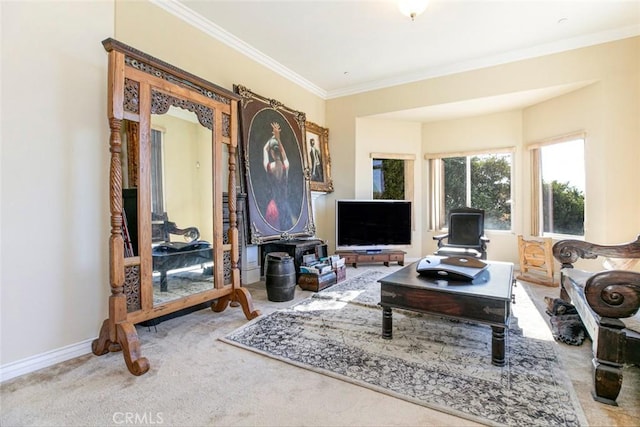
[336,200,412,251]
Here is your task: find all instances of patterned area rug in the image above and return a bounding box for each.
[312,269,386,308]
[221,270,587,427]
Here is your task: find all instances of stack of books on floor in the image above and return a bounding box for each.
[330,254,346,282]
[298,254,345,292]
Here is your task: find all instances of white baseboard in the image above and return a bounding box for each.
[0,339,93,383]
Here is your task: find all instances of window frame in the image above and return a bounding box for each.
[372,157,406,200]
[426,147,515,232]
[370,152,416,230]
[528,131,586,238]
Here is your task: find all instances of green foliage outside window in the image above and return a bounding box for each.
[539,138,585,237]
[443,155,511,230]
[542,181,585,235]
[439,143,584,235]
[471,156,511,230]
[373,158,405,200]
[443,157,466,213]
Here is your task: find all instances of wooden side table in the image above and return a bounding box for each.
[335,250,405,268]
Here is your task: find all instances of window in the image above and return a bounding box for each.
[150,128,164,216]
[427,149,513,231]
[373,158,405,199]
[530,134,585,237]
[370,153,415,203]
[370,153,415,230]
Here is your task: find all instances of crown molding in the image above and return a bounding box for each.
[152,0,638,101]
[150,0,327,99]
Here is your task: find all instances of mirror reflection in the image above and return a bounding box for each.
[149,106,215,304]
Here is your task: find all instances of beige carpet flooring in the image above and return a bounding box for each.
[1,264,638,426]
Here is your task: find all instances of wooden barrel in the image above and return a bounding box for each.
[265,252,296,302]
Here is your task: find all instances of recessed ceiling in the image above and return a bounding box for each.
[370,80,597,122]
[158,0,639,119]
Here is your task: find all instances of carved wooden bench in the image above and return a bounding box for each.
[553,236,640,405]
[151,212,212,292]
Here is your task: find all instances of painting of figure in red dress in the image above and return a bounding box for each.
[251,113,302,231]
[235,85,314,244]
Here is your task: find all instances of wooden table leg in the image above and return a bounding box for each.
[382,306,393,339]
[491,325,506,366]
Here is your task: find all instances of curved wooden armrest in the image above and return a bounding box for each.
[553,235,640,267]
[166,221,200,242]
[585,270,640,318]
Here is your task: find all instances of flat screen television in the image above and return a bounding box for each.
[336,199,412,251]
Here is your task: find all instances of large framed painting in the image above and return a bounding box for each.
[234,85,315,244]
[305,121,334,193]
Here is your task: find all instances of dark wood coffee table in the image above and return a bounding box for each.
[379,260,514,366]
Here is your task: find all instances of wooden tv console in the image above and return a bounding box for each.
[335,250,405,268]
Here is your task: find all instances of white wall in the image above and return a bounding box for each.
[1,1,114,369]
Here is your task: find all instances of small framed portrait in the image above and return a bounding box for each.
[234,85,316,244]
[305,121,334,193]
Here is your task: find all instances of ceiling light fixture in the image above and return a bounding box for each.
[398,0,429,21]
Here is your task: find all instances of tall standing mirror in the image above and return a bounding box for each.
[93,39,260,376]
[148,107,215,305]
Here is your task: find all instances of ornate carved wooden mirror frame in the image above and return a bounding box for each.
[93,39,260,375]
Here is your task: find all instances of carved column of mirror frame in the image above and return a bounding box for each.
[92,38,260,376]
